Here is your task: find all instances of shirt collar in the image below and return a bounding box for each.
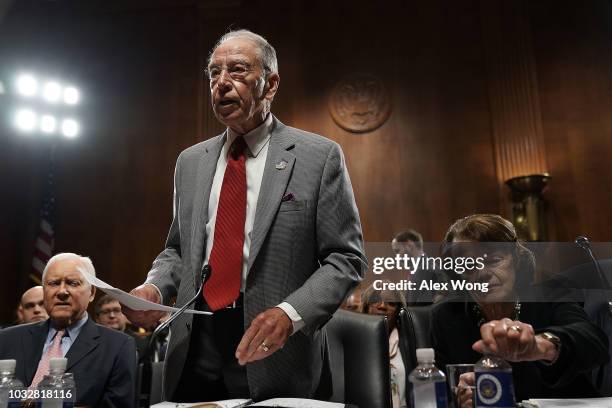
[48,312,89,342]
[225,113,273,158]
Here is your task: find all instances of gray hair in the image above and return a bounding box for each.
[208,29,278,76]
[42,253,96,286]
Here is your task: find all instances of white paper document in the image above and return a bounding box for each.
[151,399,343,408]
[82,273,211,315]
[151,399,251,408]
[249,398,345,407]
[521,397,612,408]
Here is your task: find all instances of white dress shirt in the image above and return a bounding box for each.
[389,327,407,408]
[204,113,304,333]
[204,114,271,292]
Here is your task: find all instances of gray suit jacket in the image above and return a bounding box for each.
[146,116,366,400]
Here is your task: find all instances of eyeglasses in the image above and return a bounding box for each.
[205,63,254,83]
[98,307,122,316]
[205,62,271,84]
[368,300,398,308]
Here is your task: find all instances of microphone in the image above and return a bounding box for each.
[148,264,212,345]
[574,236,612,315]
[137,265,212,407]
[575,236,592,252]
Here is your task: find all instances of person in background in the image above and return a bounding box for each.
[152,312,171,362]
[0,253,137,407]
[95,294,148,360]
[391,229,424,258]
[361,282,408,408]
[19,286,49,324]
[341,285,363,312]
[432,214,609,406]
[392,229,447,304]
[95,295,128,331]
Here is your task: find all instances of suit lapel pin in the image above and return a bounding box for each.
[276,160,288,170]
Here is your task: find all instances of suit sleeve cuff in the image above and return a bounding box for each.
[276,302,305,334]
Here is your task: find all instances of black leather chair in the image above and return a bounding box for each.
[136,360,165,405]
[324,309,391,408]
[398,306,433,375]
[150,361,165,404]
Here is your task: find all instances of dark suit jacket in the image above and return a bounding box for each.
[431,299,609,401]
[145,116,367,400]
[125,328,149,361]
[0,318,137,407]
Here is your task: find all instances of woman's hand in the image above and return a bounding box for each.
[472,318,557,362]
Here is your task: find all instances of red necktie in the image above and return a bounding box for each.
[204,136,247,310]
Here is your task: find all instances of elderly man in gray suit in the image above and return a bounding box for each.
[125,29,366,402]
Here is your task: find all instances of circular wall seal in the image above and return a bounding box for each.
[328,73,392,133]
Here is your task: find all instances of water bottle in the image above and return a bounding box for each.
[409,348,448,408]
[474,349,515,408]
[0,359,23,408]
[61,373,75,408]
[36,358,74,408]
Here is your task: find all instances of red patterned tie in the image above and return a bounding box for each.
[204,136,247,310]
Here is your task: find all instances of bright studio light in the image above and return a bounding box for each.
[63,87,79,105]
[43,81,62,103]
[16,74,38,97]
[40,115,57,133]
[15,109,37,131]
[61,119,79,138]
[10,72,82,137]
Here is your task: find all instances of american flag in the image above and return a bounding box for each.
[32,160,56,278]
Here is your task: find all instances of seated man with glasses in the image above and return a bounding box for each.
[95,295,129,332]
[95,294,149,360]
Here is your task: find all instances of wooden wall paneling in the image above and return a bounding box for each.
[257,0,502,243]
[3,0,612,323]
[198,0,242,142]
[530,0,612,241]
[479,0,549,224]
[100,4,204,291]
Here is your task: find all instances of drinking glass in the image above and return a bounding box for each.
[446,363,475,408]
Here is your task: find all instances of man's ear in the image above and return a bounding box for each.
[263,72,280,101]
[89,286,96,302]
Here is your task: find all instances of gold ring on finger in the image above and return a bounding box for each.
[261,342,270,352]
[509,325,522,333]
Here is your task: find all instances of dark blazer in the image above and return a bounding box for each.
[145,116,367,400]
[125,328,149,361]
[431,299,609,401]
[0,318,137,408]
